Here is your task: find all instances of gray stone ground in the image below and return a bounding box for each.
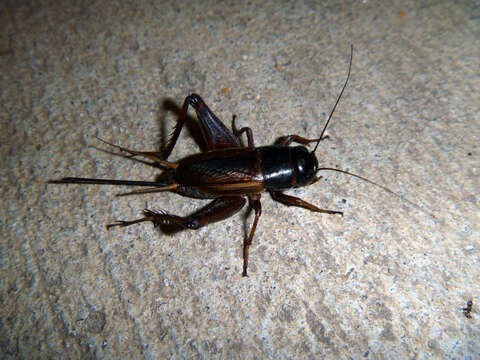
[1,1,478,358]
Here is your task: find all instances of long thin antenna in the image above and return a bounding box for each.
[313,44,353,153]
[317,167,435,218]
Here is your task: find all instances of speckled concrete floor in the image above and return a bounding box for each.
[1,1,478,358]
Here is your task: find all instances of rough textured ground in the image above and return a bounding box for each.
[1,1,478,359]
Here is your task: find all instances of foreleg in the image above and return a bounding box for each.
[270,191,342,215]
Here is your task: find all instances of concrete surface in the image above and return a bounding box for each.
[1,0,478,358]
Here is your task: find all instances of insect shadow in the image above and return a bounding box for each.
[160,98,206,152]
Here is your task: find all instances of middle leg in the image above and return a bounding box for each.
[232,115,255,148]
[243,194,262,276]
[275,134,329,147]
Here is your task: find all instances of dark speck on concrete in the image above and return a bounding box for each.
[301,119,308,132]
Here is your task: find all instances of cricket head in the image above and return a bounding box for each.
[292,146,319,187]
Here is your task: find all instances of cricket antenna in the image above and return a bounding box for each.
[313,44,353,153]
[317,167,435,218]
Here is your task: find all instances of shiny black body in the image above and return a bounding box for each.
[259,146,319,190]
[171,145,319,198]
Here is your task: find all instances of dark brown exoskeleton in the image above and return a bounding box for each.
[50,46,421,276]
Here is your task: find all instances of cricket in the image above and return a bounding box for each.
[50,45,423,276]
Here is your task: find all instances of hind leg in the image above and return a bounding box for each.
[107,196,246,229]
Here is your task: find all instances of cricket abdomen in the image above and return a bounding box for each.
[174,147,264,196]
